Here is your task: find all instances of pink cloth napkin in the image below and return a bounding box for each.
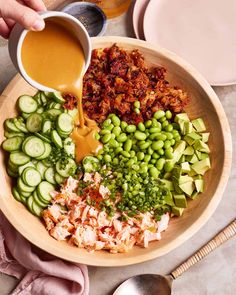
[0,211,89,295]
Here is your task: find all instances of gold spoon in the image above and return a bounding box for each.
[114,219,236,295]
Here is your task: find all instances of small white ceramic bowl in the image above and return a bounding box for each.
[8,11,92,92]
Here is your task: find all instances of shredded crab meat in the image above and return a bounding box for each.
[43,175,170,253]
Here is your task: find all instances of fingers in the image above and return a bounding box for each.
[0,18,11,39]
[1,0,45,31]
[22,0,47,12]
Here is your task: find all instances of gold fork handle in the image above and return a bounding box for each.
[171,219,236,279]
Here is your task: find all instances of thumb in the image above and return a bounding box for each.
[1,0,45,31]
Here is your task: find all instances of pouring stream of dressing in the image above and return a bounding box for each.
[21,18,102,162]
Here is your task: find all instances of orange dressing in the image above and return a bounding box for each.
[21,18,102,163]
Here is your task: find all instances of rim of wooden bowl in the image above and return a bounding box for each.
[0,36,232,266]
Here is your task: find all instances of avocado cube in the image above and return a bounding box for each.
[192,158,211,175]
[164,193,175,206]
[192,118,206,132]
[178,155,185,164]
[183,146,194,155]
[163,172,172,179]
[184,132,202,145]
[189,154,199,163]
[174,194,187,208]
[188,168,198,177]
[188,191,199,200]
[179,181,195,196]
[194,179,204,193]
[201,133,210,143]
[201,153,209,160]
[179,175,193,184]
[180,162,191,172]
[173,141,186,162]
[172,206,184,217]
[179,120,193,135]
[193,140,210,153]
[174,113,190,123]
[195,150,202,160]
[161,179,174,191]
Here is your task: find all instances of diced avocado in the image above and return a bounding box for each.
[174,194,187,208]
[173,141,186,162]
[179,181,195,196]
[178,155,185,164]
[161,179,174,191]
[164,192,175,206]
[188,191,199,200]
[188,168,198,177]
[192,118,206,132]
[172,166,183,194]
[180,162,191,172]
[189,154,199,163]
[191,158,211,175]
[201,153,209,160]
[174,113,190,123]
[179,175,193,184]
[194,179,204,193]
[195,150,202,160]
[163,172,171,179]
[201,133,210,143]
[172,206,184,217]
[193,140,210,153]
[183,146,194,155]
[184,132,202,145]
[179,120,193,135]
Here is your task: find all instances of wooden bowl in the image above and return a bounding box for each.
[0,37,232,266]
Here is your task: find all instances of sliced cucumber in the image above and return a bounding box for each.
[8,160,19,173]
[44,167,56,184]
[18,95,37,113]
[36,161,47,178]
[56,158,77,178]
[36,142,52,160]
[21,112,31,119]
[4,131,25,138]
[18,161,35,175]
[7,167,18,178]
[51,130,63,148]
[26,113,43,133]
[17,177,35,193]
[13,119,28,133]
[32,200,43,216]
[10,151,30,166]
[23,137,45,158]
[42,120,52,134]
[55,172,65,184]
[37,181,55,202]
[27,195,34,213]
[12,187,22,202]
[35,132,51,143]
[33,92,42,106]
[57,113,73,133]
[20,190,31,197]
[64,137,75,156]
[36,107,44,114]
[46,109,62,119]
[48,91,65,104]
[40,92,48,105]
[33,190,49,208]
[20,194,28,205]
[22,167,41,187]
[57,129,71,138]
[2,136,23,152]
[4,119,21,133]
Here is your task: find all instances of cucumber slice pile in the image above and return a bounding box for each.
[2,91,78,217]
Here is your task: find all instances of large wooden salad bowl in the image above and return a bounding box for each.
[0,37,232,266]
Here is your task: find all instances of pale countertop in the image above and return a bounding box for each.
[0,3,236,295]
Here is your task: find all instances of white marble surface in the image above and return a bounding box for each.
[0,2,236,295]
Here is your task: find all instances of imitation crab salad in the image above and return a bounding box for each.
[2,45,211,253]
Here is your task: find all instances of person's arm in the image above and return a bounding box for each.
[0,0,46,39]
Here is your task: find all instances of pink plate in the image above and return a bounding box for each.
[144,0,236,86]
[132,0,150,40]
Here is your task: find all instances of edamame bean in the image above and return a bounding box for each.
[102,133,111,143]
[117,133,127,142]
[113,158,119,165]
[121,121,128,131]
[154,110,165,120]
[162,121,169,128]
[126,125,136,133]
[102,118,111,127]
[134,108,140,114]
[164,124,173,132]
[109,138,119,148]
[140,163,148,174]
[134,101,140,109]
[112,126,121,137]
[139,142,150,150]
[124,139,132,152]
[165,110,172,119]
[149,127,161,133]
[164,140,171,149]
[164,161,174,172]
[100,129,110,135]
[137,151,145,161]
[165,148,174,159]
[156,158,165,170]
[115,147,123,154]
[134,131,147,140]
[121,151,130,158]
[152,152,160,159]
[145,120,152,128]
[144,154,151,163]
[126,159,135,167]
[130,150,135,157]
[151,159,156,164]
[137,122,145,132]
[157,148,164,155]
[152,140,164,150]
[111,115,121,126]
[165,132,174,140]
[110,134,115,139]
[148,147,154,155]
[149,167,159,178]
[170,138,176,146]
[104,154,112,163]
